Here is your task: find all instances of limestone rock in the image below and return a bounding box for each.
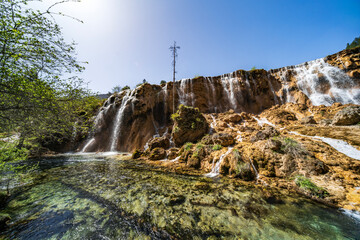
[132,149,142,159]
[212,133,235,146]
[224,114,242,123]
[166,148,179,160]
[251,126,279,142]
[149,147,166,160]
[171,105,209,147]
[266,139,282,151]
[148,136,170,150]
[332,106,360,125]
[300,116,317,124]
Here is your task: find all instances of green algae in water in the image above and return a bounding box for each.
[1,154,360,239]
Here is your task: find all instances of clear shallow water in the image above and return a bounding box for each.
[1,154,360,240]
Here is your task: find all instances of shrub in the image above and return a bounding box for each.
[295,175,329,198]
[212,144,222,151]
[281,137,307,157]
[121,86,130,91]
[184,142,193,151]
[160,80,166,85]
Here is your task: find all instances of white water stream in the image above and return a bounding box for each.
[110,90,135,151]
[205,147,233,177]
[289,131,360,160]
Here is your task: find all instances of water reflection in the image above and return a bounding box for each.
[1,154,359,239]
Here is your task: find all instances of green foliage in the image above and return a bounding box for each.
[160,80,166,85]
[122,86,130,91]
[112,85,122,93]
[171,113,180,121]
[346,36,360,50]
[0,141,36,194]
[295,175,329,198]
[184,142,193,151]
[0,0,95,151]
[191,122,196,129]
[212,144,222,151]
[280,137,307,157]
[251,66,257,70]
[196,144,204,149]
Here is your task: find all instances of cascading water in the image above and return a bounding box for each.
[80,104,111,152]
[226,123,242,142]
[220,72,242,110]
[178,78,194,106]
[205,147,233,177]
[294,58,360,106]
[109,90,135,151]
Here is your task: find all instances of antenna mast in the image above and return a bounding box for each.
[169,41,180,114]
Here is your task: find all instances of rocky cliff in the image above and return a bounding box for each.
[79,47,360,153]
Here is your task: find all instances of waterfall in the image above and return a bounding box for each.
[249,157,259,179]
[205,147,233,177]
[266,73,280,105]
[109,90,135,151]
[294,58,360,106]
[220,72,241,110]
[277,67,294,104]
[205,77,217,112]
[178,78,193,106]
[80,104,111,152]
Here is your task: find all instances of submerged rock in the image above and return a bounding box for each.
[171,105,209,147]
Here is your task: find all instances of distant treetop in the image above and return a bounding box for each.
[346,36,360,50]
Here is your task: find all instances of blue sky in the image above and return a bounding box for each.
[34,0,360,93]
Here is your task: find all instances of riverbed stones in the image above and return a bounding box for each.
[332,106,360,125]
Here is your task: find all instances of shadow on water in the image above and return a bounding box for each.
[1,153,360,239]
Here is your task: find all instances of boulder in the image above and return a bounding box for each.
[319,119,332,126]
[171,105,209,147]
[166,148,179,160]
[251,126,279,142]
[149,147,166,160]
[300,116,317,124]
[224,114,242,123]
[266,139,282,151]
[332,106,360,125]
[131,149,142,159]
[212,133,235,146]
[148,136,170,150]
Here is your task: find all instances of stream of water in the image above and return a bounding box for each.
[1,154,360,239]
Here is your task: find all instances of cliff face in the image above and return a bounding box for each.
[79,48,360,153]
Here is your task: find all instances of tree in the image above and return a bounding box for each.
[160,80,166,85]
[346,36,360,50]
[0,0,89,147]
[112,85,122,93]
[143,79,147,84]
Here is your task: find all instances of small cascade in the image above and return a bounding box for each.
[266,73,280,105]
[110,90,135,151]
[220,72,242,110]
[277,67,294,103]
[205,147,233,177]
[249,158,259,179]
[209,114,217,134]
[226,123,242,142]
[205,77,217,112]
[178,78,194,106]
[80,104,111,152]
[253,116,276,128]
[294,58,360,106]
